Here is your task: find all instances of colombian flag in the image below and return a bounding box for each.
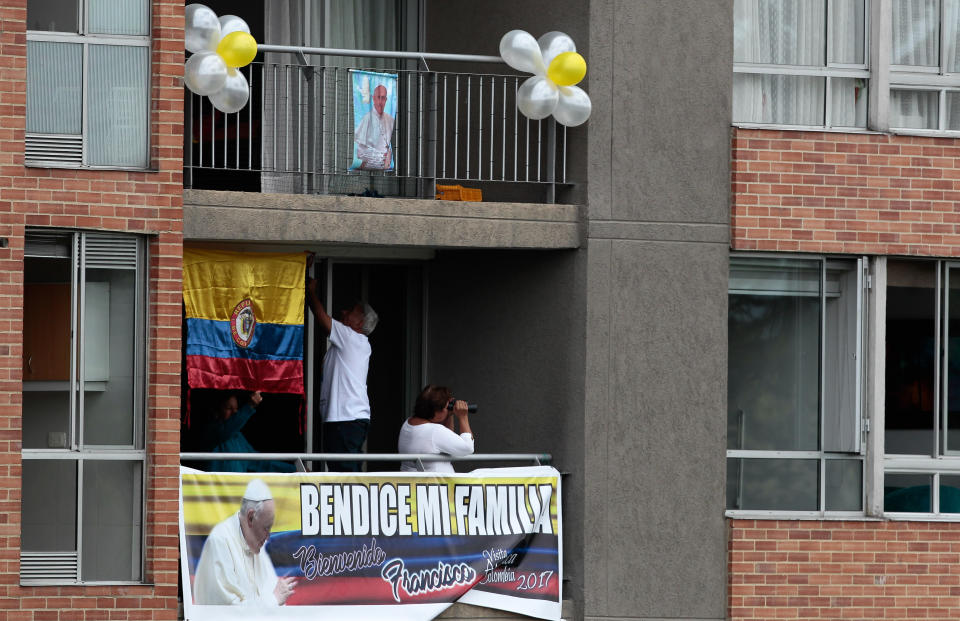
[183,249,306,394]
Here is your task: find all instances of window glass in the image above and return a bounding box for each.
[87,45,149,167]
[825,459,862,511]
[88,0,150,36]
[940,475,960,513]
[733,74,826,125]
[891,0,941,66]
[890,89,939,129]
[81,461,142,581]
[824,261,860,453]
[884,473,933,512]
[22,254,73,450]
[27,0,79,32]
[729,258,821,451]
[946,0,960,72]
[727,458,819,511]
[885,260,937,455]
[946,266,960,453]
[734,0,826,65]
[82,268,137,445]
[829,0,866,64]
[947,92,960,131]
[830,78,868,127]
[22,460,77,551]
[26,41,82,135]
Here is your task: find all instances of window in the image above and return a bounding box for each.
[884,259,960,515]
[21,230,147,583]
[733,0,869,129]
[890,0,960,132]
[727,256,865,513]
[26,0,150,168]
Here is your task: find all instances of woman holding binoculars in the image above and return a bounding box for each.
[398,385,474,473]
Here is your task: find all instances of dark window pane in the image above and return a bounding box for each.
[727,458,819,511]
[22,460,77,551]
[884,473,932,512]
[885,260,937,455]
[27,0,78,32]
[946,267,960,452]
[82,461,142,581]
[729,259,820,451]
[825,459,862,511]
[940,475,960,513]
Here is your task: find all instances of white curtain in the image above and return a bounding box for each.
[262,0,400,193]
[87,45,149,167]
[26,41,82,135]
[733,0,865,127]
[733,0,826,125]
[890,0,940,129]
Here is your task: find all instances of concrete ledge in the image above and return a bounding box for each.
[184,190,582,249]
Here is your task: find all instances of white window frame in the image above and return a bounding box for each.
[25,0,152,169]
[20,229,149,585]
[733,0,872,131]
[726,252,869,518]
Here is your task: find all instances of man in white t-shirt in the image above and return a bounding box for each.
[307,278,378,472]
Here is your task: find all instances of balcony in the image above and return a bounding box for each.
[184,46,574,205]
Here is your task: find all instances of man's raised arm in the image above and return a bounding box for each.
[306,278,332,336]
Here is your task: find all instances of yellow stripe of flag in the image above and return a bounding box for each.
[183,249,306,325]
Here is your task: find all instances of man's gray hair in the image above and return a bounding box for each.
[240,497,270,520]
[362,302,378,336]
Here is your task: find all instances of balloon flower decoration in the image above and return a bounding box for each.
[499,30,591,127]
[183,4,258,113]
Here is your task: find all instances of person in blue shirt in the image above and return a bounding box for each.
[196,390,295,473]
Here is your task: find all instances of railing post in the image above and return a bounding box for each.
[304,64,317,194]
[546,119,556,204]
[424,72,438,199]
[185,92,193,189]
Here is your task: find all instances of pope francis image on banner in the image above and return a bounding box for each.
[351,70,397,171]
[192,479,296,606]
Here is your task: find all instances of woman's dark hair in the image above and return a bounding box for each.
[413,385,452,420]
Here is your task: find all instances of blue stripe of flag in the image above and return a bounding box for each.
[185,317,303,361]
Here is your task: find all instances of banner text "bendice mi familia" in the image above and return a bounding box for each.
[299,482,555,537]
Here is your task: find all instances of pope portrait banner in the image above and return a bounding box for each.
[183,249,306,395]
[350,70,398,171]
[180,467,563,621]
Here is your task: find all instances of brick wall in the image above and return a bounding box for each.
[0,0,183,619]
[732,128,960,257]
[729,519,960,620]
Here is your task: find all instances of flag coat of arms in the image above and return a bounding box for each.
[183,249,306,394]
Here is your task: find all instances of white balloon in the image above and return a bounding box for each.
[537,31,577,69]
[218,14,250,38]
[553,85,592,127]
[517,76,558,120]
[499,30,546,76]
[209,68,250,113]
[185,3,221,53]
[184,51,227,96]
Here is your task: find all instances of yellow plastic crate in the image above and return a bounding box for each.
[436,184,482,202]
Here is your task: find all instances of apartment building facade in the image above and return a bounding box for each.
[729,1,960,618]
[2,1,734,621]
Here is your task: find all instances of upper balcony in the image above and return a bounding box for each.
[184,46,577,206]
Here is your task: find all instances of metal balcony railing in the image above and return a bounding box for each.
[180,452,552,472]
[184,45,568,202]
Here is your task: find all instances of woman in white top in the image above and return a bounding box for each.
[398,385,474,473]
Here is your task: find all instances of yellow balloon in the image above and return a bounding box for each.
[217,31,258,68]
[547,51,586,87]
